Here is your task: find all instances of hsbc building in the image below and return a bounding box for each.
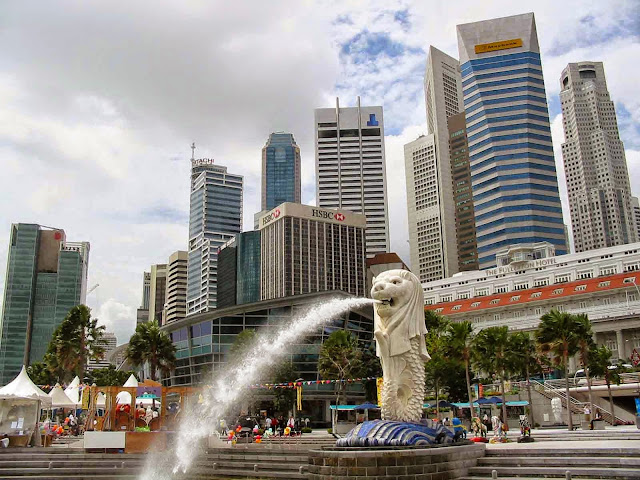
[259,202,367,300]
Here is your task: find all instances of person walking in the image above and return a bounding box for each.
[265,416,272,433]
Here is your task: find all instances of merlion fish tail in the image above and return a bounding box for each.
[381,336,426,423]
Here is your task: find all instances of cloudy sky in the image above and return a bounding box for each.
[0,0,638,344]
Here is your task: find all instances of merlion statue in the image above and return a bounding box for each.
[336,269,453,446]
[371,269,429,423]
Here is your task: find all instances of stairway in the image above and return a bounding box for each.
[0,445,314,479]
[460,446,640,479]
[528,379,626,426]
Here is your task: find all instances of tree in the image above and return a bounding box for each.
[44,305,106,383]
[361,343,382,402]
[446,321,476,418]
[126,321,176,381]
[509,331,544,427]
[318,330,364,406]
[589,345,621,422]
[229,329,257,360]
[86,365,138,387]
[270,361,298,415]
[575,314,596,413]
[424,315,450,418]
[27,361,56,386]
[472,326,512,421]
[536,309,581,430]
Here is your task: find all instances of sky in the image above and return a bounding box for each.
[0,0,638,345]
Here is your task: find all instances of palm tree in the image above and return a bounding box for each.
[424,315,450,419]
[575,314,596,414]
[126,321,176,381]
[446,321,476,418]
[45,305,106,382]
[472,326,512,422]
[536,309,581,430]
[589,345,620,423]
[509,331,542,427]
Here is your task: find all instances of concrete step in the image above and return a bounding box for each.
[468,465,640,478]
[486,447,640,457]
[478,456,640,467]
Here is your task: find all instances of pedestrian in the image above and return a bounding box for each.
[265,416,272,433]
[220,418,227,435]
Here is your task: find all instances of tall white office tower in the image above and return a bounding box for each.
[560,62,637,251]
[457,13,567,269]
[422,46,465,278]
[632,197,640,241]
[404,134,447,283]
[314,97,390,258]
[187,147,243,314]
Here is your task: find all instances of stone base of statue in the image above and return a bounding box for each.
[309,440,485,480]
[336,419,455,447]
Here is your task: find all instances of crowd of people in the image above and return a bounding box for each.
[220,414,311,438]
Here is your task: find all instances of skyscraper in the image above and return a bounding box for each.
[457,12,567,269]
[148,263,167,325]
[632,197,640,241]
[164,251,188,325]
[259,203,367,300]
[262,132,301,211]
[0,224,89,384]
[423,46,465,277]
[404,134,447,283]
[217,231,261,308]
[315,97,390,258]
[188,149,243,314]
[136,271,150,325]
[560,62,637,251]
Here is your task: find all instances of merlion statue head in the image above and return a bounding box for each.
[371,269,428,360]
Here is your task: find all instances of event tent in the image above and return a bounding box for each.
[0,366,51,407]
[48,384,77,409]
[116,374,139,405]
[64,376,80,405]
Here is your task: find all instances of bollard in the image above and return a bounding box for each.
[121,462,125,469]
[254,464,259,472]
[48,462,53,470]
[492,469,498,479]
[299,466,306,474]
[565,471,571,480]
[212,462,217,471]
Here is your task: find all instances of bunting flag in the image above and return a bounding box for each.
[249,376,378,389]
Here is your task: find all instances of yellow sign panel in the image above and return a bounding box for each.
[475,38,523,54]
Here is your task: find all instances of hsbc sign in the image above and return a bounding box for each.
[312,209,345,222]
[262,208,281,226]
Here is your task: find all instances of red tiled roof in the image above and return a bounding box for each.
[425,271,638,316]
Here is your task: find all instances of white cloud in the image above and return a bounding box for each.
[0,0,638,344]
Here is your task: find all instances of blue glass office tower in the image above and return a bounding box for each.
[457,13,567,269]
[188,157,243,314]
[261,133,301,211]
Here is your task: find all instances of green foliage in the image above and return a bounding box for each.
[472,326,513,418]
[27,362,56,386]
[270,361,298,414]
[126,321,176,381]
[318,330,364,405]
[44,304,106,383]
[536,309,581,370]
[361,342,382,402]
[86,365,137,387]
[445,321,475,411]
[509,331,545,379]
[301,427,312,433]
[229,329,257,360]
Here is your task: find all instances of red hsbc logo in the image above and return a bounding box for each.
[274,209,280,218]
[262,208,282,226]
[335,213,345,221]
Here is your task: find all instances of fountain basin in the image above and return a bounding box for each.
[308,443,485,480]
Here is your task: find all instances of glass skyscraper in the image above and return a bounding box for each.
[261,132,301,211]
[188,157,243,314]
[0,224,89,384]
[457,12,567,269]
[217,231,261,308]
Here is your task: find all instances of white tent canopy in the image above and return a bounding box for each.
[116,375,139,405]
[64,376,80,405]
[49,384,77,409]
[0,366,52,407]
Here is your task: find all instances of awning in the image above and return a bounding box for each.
[500,400,529,406]
[329,405,357,410]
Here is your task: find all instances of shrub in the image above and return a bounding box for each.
[327,428,333,434]
[301,427,312,433]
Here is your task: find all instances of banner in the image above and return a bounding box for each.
[376,377,384,407]
[296,386,302,411]
[81,387,90,410]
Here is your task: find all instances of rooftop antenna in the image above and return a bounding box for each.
[191,142,196,161]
